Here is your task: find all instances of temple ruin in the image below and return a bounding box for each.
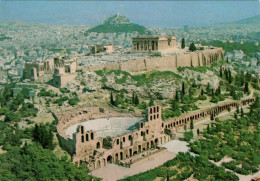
[132,35,176,52]
[23,56,77,88]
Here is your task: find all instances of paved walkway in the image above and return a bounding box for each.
[91,151,176,181]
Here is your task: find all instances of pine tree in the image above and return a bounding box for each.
[244,82,249,93]
[207,124,210,133]
[211,114,214,121]
[241,107,244,117]
[182,82,185,95]
[225,68,228,80]
[211,89,215,96]
[234,113,237,119]
[149,97,154,106]
[190,118,194,130]
[33,124,39,142]
[171,100,179,111]
[175,91,179,102]
[216,86,221,96]
[181,92,184,103]
[33,124,54,150]
[206,83,211,93]
[220,66,223,78]
[134,94,139,105]
[228,69,232,83]
[132,92,135,104]
[189,42,196,52]
[115,94,119,106]
[110,91,114,105]
[201,89,204,95]
[181,38,185,49]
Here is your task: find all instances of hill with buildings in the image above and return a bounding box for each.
[85,13,146,34]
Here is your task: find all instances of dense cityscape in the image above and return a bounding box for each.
[0,2,259,181]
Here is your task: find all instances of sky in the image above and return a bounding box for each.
[0,1,260,28]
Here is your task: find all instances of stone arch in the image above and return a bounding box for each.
[81,135,84,143]
[96,160,101,169]
[81,126,84,134]
[129,148,133,157]
[155,138,159,145]
[115,153,119,162]
[103,158,106,167]
[107,155,113,164]
[138,145,142,153]
[120,152,123,160]
[91,132,94,140]
[96,142,100,149]
[86,134,89,141]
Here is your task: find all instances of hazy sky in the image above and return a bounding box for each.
[0,1,260,27]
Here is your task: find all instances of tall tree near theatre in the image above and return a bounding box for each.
[110,91,114,105]
[190,118,194,130]
[244,82,249,93]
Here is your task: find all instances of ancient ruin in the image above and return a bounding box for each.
[91,45,114,54]
[23,56,77,88]
[132,35,176,52]
[55,97,254,170]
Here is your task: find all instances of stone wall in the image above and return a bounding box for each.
[84,48,224,73]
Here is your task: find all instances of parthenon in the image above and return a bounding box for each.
[132,35,176,52]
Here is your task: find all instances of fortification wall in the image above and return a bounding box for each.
[84,48,224,73]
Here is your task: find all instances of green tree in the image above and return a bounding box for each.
[170,100,179,111]
[220,66,223,78]
[110,91,114,106]
[207,124,210,133]
[244,82,249,93]
[175,91,179,102]
[240,107,244,118]
[4,112,19,122]
[206,83,211,93]
[132,92,135,104]
[149,97,154,106]
[211,114,214,121]
[181,38,185,49]
[134,94,139,105]
[197,128,200,135]
[234,113,238,119]
[228,69,232,83]
[201,89,204,95]
[190,118,194,130]
[33,124,55,150]
[189,42,196,52]
[182,82,185,95]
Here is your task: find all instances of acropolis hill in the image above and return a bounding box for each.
[82,35,223,73]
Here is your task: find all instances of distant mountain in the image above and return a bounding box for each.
[85,13,146,34]
[232,15,260,25]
